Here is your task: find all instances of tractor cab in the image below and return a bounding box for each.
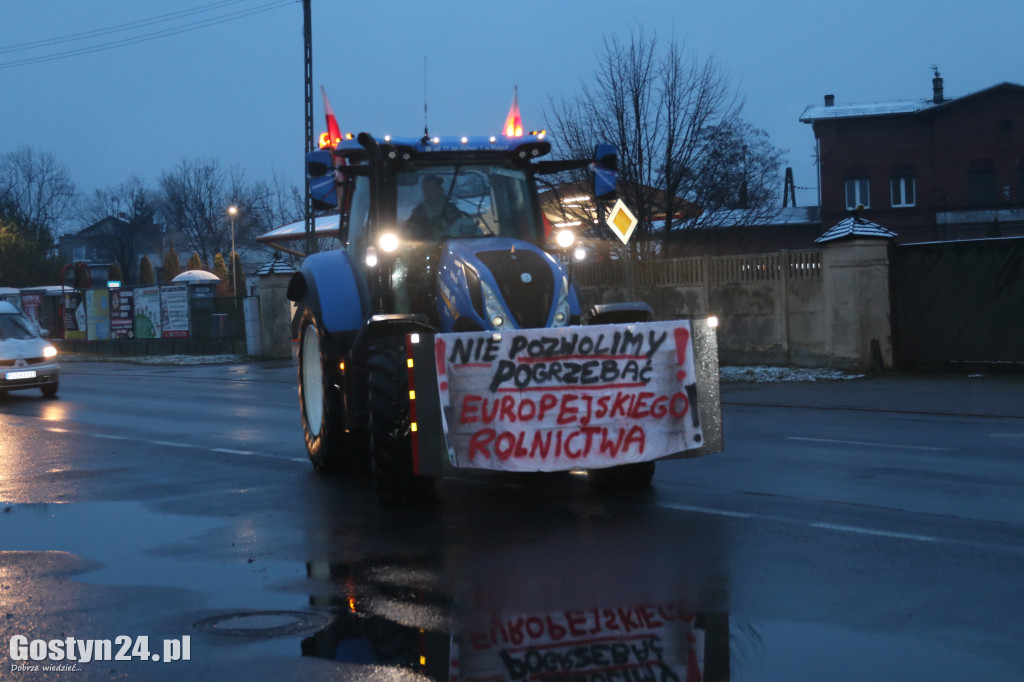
[308,134,565,325]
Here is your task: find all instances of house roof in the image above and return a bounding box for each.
[253,255,297,276]
[684,205,820,230]
[538,181,699,225]
[799,81,1024,123]
[815,216,897,243]
[256,214,341,244]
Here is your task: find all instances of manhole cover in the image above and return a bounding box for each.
[194,610,332,638]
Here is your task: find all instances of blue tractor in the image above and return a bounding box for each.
[288,133,678,503]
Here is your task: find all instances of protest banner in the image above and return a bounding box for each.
[434,321,704,472]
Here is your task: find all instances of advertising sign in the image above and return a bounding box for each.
[110,288,134,339]
[134,287,161,339]
[18,293,42,330]
[85,290,110,341]
[434,321,704,472]
[160,285,189,338]
[63,291,85,340]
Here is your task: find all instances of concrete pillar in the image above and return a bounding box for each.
[257,272,293,359]
[821,238,893,372]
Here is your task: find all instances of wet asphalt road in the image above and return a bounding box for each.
[1,359,1022,680]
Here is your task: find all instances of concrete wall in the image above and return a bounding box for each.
[257,273,294,359]
[575,243,891,372]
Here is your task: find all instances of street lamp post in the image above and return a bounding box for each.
[227,205,238,299]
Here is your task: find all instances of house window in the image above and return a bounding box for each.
[967,168,996,206]
[890,175,916,207]
[844,178,870,210]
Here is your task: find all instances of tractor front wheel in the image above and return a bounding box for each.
[368,335,435,505]
[297,307,367,474]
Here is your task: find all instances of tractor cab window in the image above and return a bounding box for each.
[345,173,371,248]
[395,165,535,243]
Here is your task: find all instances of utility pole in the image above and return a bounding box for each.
[302,0,315,256]
[783,167,797,208]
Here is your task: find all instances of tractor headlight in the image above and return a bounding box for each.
[552,274,571,326]
[378,232,400,253]
[555,229,576,249]
[481,279,516,331]
[365,246,378,267]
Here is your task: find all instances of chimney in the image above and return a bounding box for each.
[932,68,944,103]
[824,94,835,107]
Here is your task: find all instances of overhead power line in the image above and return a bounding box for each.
[0,0,253,54]
[0,0,292,70]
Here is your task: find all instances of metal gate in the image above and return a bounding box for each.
[891,237,1024,369]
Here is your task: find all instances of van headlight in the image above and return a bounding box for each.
[43,345,58,358]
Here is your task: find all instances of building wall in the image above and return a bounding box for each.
[576,250,839,369]
[575,243,891,372]
[813,85,1024,243]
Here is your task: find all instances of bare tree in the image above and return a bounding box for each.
[158,159,237,267]
[0,146,78,236]
[545,28,785,258]
[158,160,303,269]
[0,147,73,284]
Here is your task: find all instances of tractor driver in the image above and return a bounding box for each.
[404,174,467,240]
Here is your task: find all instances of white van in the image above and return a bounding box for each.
[0,301,59,398]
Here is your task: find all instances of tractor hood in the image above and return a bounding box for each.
[435,237,580,333]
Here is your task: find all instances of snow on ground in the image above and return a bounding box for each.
[63,354,246,365]
[64,353,865,381]
[719,365,865,382]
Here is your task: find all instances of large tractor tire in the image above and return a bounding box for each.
[297,307,367,474]
[368,336,435,505]
[587,461,656,492]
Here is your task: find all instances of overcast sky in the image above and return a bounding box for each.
[3,0,1023,219]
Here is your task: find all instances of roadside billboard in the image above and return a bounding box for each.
[134,287,161,339]
[85,290,110,341]
[110,288,134,340]
[160,285,189,338]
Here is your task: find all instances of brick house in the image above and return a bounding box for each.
[58,217,185,284]
[800,74,1024,243]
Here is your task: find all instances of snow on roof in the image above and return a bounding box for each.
[253,255,297,276]
[671,206,820,231]
[800,82,1024,123]
[800,98,940,122]
[815,216,897,243]
[256,214,340,244]
[172,269,220,282]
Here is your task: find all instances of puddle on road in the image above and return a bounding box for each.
[3,503,1015,679]
[299,558,1016,682]
[0,500,304,612]
[301,557,718,681]
[731,619,1014,681]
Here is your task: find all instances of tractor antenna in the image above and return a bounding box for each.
[422,55,430,142]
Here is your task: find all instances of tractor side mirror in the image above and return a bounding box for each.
[306,149,338,211]
[592,143,617,201]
